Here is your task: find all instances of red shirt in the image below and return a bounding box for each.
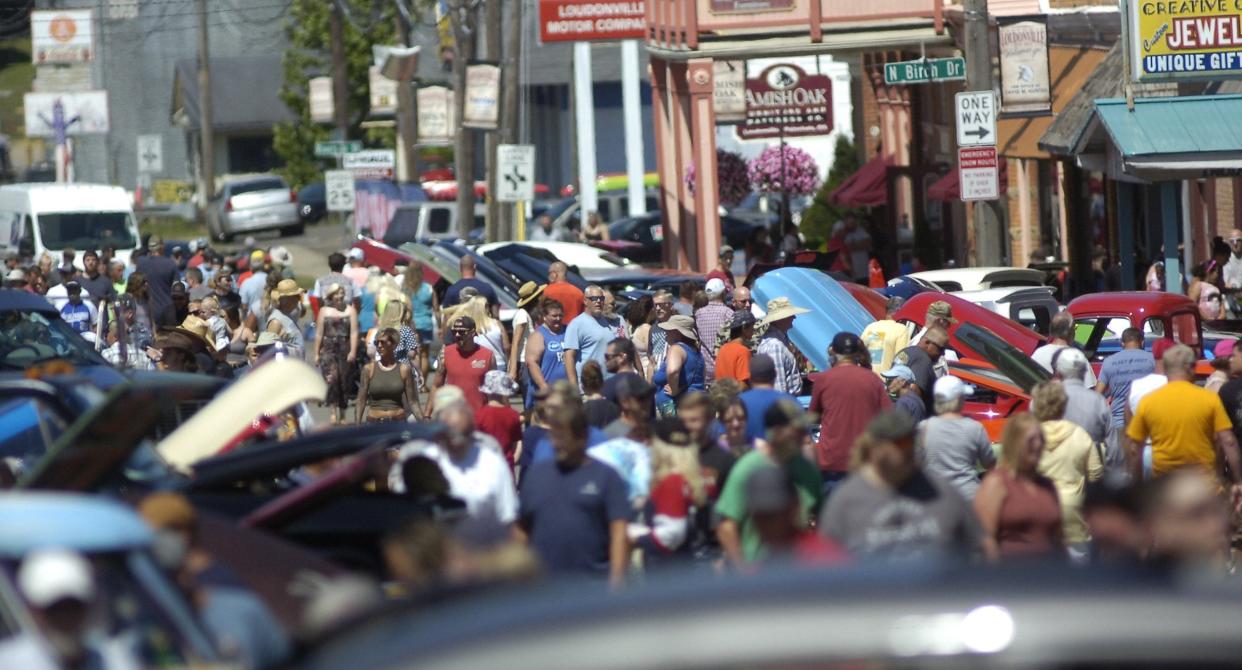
[705,268,734,289]
[807,364,891,472]
[543,281,584,323]
[475,403,522,467]
[442,344,494,411]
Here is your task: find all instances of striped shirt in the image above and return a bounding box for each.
[757,329,802,395]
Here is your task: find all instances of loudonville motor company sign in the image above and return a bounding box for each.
[1126,0,1242,81]
[539,0,645,42]
[737,63,833,140]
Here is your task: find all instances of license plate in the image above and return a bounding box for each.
[650,224,664,241]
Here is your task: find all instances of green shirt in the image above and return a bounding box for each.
[714,449,822,563]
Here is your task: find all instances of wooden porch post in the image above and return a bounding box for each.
[687,58,720,273]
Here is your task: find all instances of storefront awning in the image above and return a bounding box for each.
[1093,95,1242,180]
[829,154,891,207]
[926,159,1009,201]
[646,24,950,62]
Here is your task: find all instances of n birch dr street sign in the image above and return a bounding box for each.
[314,140,362,158]
[883,57,967,84]
[496,144,535,203]
[955,91,996,146]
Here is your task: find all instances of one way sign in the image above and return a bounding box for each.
[496,144,535,203]
[955,91,996,147]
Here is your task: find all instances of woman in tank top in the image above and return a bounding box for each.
[974,412,1064,561]
[356,328,420,423]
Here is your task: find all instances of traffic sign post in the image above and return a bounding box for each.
[883,57,967,85]
[314,140,363,158]
[137,134,162,174]
[955,91,996,146]
[325,170,356,212]
[496,144,535,204]
[959,146,999,201]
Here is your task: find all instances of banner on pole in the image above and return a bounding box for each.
[462,62,500,130]
[416,85,454,145]
[997,17,1052,116]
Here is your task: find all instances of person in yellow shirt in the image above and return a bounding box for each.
[1126,345,1242,497]
[861,297,910,373]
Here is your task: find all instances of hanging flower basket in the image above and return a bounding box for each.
[684,149,751,206]
[747,145,820,197]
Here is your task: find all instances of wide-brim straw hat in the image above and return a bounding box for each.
[517,281,546,309]
[270,278,304,301]
[761,297,810,324]
[658,314,698,340]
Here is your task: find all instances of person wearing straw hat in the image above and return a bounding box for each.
[652,314,705,417]
[756,297,809,395]
[265,278,305,357]
[510,281,545,382]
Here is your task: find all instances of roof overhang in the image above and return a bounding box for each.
[646,23,950,62]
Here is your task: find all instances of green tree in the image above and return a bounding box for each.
[274,0,400,189]
[799,135,862,249]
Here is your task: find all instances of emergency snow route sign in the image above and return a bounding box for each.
[955,91,996,147]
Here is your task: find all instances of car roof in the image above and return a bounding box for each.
[1068,291,1197,317]
[0,492,151,557]
[907,267,1044,288]
[0,289,58,314]
[952,287,1057,303]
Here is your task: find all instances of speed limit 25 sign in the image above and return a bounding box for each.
[324,170,356,213]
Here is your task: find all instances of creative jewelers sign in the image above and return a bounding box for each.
[539,0,645,42]
[1126,0,1242,81]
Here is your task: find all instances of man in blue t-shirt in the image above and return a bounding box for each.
[1096,327,1155,474]
[442,255,498,311]
[563,285,626,393]
[59,282,94,336]
[739,354,798,442]
[519,401,630,588]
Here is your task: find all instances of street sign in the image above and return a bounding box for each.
[955,91,996,147]
[314,140,363,158]
[137,134,162,173]
[883,57,967,85]
[959,146,999,201]
[496,144,535,203]
[325,170,356,212]
[343,149,395,180]
[738,63,833,140]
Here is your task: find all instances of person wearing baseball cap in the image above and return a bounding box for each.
[881,364,925,423]
[819,409,983,560]
[696,277,734,383]
[4,267,27,290]
[706,244,736,290]
[134,233,180,327]
[920,375,994,501]
[715,309,756,386]
[744,464,849,567]
[808,332,892,495]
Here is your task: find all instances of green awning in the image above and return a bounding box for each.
[1094,95,1242,180]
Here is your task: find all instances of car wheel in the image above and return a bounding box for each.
[208,215,231,243]
[300,204,313,220]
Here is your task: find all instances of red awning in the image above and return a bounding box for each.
[829,154,892,208]
[927,158,1010,201]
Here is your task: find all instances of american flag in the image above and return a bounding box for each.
[352,180,427,240]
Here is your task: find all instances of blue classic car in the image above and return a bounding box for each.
[752,268,875,372]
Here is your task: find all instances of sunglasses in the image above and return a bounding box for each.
[654,301,673,307]
[586,295,606,302]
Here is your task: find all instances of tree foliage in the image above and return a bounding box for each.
[799,135,862,249]
[273,0,400,189]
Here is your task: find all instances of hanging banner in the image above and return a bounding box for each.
[738,63,833,140]
[997,17,1052,116]
[538,0,646,42]
[309,77,334,124]
[369,66,398,116]
[417,85,454,145]
[31,10,94,64]
[714,60,747,124]
[1125,0,1242,82]
[462,62,500,130]
[710,0,794,12]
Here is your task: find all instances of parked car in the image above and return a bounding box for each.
[1067,291,1213,361]
[0,182,143,266]
[752,268,874,373]
[606,211,761,264]
[547,189,663,230]
[479,243,590,290]
[906,267,1046,292]
[474,241,635,274]
[298,181,326,223]
[0,492,221,665]
[207,174,301,241]
[952,287,1060,336]
[0,289,114,377]
[895,292,1047,359]
[384,201,485,246]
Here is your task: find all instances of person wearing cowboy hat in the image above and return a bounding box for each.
[154,322,210,373]
[265,278,305,357]
[652,314,705,417]
[510,281,545,382]
[756,297,810,395]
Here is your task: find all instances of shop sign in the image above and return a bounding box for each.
[32,10,94,64]
[998,17,1052,115]
[714,60,746,123]
[709,0,794,13]
[462,62,500,130]
[1125,0,1242,82]
[539,0,645,42]
[369,66,398,115]
[343,150,396,180]
[737,63,832,140]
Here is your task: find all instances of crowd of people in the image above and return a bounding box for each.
[12,232,1242,598]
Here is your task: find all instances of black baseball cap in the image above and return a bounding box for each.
[830,331,864,356]
[452,316,477,331]
[652,418,692,446]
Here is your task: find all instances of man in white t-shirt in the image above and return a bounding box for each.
[1031,311,1097,386]
[1125,340,1171,481]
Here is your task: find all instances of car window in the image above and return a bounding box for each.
[933,281,963,292]
[954,322,1050,393]
[0,310,108,370]
[228,178,286,195]
[37,212,137,251]
[1171,312,1200,348]
[427,208,452,234]
[0,396,66,472]
[1013,306,1051,335]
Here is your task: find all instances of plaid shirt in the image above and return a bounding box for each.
[757,329,802,395]
[101,341,154,370]
[694,302,734,382]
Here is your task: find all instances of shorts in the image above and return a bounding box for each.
[416,329,433,347]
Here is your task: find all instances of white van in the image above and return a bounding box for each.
[0,183,142,265]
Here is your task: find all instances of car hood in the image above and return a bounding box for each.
[753,268,874,371]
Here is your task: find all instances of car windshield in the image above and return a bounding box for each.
[954,321,1050,393]
[229,178,286,195]
[0,309,108,370]
[37,212,137,251]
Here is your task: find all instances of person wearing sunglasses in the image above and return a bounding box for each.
[428,316,496,417]
[564,285,626,395]
[892,326,950,416]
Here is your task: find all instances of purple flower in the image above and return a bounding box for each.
[747,145,820,196]
[684,150,751,206]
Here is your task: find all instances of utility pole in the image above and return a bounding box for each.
[499,0,522,241]
[450,1,478,238]
[395,9,418,183]
[964,0,999,266]
[196,0,214,218]
[329,0,350,140]
[483,0,502,242]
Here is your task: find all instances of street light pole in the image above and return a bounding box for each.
[196,0,214,216]
[964,0,999,265]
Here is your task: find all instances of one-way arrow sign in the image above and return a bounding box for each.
[955,91,996,147]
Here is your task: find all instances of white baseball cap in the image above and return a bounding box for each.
[347,247,365,261]
[18,548,94,607]
[1053,346,1089,380]
[705,277,727,298]
[933,376,973,403]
